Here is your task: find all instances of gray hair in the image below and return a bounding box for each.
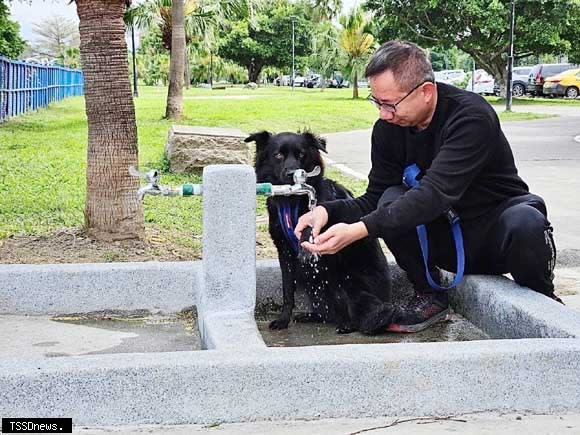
[365,40,435,90]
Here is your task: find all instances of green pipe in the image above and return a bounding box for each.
[181,184,202,197]
[179,183,273,197]
[256,183,273,195]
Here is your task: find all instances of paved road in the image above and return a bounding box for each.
[76,412,580,434]
[323,105,580,252]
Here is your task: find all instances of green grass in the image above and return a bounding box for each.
[0,85,557,245]
[485,95,580,106]
[496,111,556,121]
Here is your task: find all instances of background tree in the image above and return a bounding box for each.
[125,0,209,51]
[560,0,580,64]
[75,0,144,241]
[0,0,26,58]
[58,47,81,68]
[309,20,341,91]
[30,14,80,60]
[307,0,343,21]
[219,2,312,82]
[365,0,580,90]
[137,27,170,85]
[165,0,185,119]
[339,6,375,99]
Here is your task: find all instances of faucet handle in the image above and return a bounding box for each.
[293,165,321,184]
[305,165,321,178]
[129,166,160,186]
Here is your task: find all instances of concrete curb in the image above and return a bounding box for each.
[2,260,580,425]
[451,274,580,338]
[0,262,198,315]
[1,339,580,425]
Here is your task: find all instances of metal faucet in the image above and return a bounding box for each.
[129,166,200,200]
[268,166,320,211]
[131,165,319,207]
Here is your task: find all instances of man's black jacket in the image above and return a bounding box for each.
[322,82,530,239]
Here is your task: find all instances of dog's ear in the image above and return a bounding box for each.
[302,132,327,154]
[244,131,271,155]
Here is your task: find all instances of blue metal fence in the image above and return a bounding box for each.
[0,57,84,122]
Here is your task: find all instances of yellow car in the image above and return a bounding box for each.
[543,68,580,98]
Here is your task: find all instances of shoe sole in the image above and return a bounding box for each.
[385,308,452,333]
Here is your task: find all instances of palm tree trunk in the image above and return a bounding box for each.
[166,0,185,119]
[353,70,359,99]
[76,0,144,241]
[184,52,190,90]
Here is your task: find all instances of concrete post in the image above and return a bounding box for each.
[198,165,265,349]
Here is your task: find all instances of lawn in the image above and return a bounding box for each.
[0,85,555,254]
[485,95,580,106]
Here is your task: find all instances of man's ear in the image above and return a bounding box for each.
[244,131,271,155]
[422,81,436,103]
[302,131,327,154]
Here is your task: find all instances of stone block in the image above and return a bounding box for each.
[200,165,256,314]
[164,126,251,172]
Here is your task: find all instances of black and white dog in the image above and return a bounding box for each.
[247,130,392,334]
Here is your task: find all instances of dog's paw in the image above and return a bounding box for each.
[269,318,290,330]
[359,302,398,335]
[336,325,356,334]
[293,312,324,323]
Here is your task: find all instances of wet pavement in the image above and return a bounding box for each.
[52,309,202,355]
[257,312,489,347]
[0,310,202,359]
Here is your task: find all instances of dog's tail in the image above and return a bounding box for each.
[359,302,398,335]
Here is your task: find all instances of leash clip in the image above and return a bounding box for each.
[445,208,460,225]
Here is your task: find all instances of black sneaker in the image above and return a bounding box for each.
[386,291,451,333]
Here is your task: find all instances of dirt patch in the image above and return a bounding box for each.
[0,224,278,264]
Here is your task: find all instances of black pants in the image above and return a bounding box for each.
[378,187,556,296]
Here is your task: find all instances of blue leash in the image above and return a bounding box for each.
[276,201,301,253]
[403,164,465,290]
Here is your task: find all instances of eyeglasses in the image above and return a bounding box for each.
[367,81,431,113]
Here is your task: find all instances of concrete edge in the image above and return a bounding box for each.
[0,261,199,315]
[1,338,579,425]
[198,311,266,350]
[3,260,580,340]
[0,260,285,315]
[450,274,580,338]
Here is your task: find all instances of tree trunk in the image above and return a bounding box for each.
[352,70,359,99]
[247,60,262,83]
[76,0,144,241]
[184,51,190,90]
[489,61,508,97]
[165,0,185,119]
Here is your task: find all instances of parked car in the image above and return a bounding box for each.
[493,66,532,97]
[305,74,321,88]
[527,63,578,96]
[465,69,495,95]
[434,69,466,86]
[543,68,580,99]
[293,75,306,87]
[275,75,291,86]
[327,73,349,88]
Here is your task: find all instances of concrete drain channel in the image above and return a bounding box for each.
[1,165,580,426]
[51,309,202,355]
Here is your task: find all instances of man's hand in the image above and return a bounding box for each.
[294,206,329,241]
[301,222,369,255]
